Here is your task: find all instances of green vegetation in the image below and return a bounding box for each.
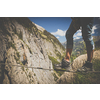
[56,70,65,77]
[73,59,100,84]
[70,54,77,62]
[14,52,20,63]
[25,44,32,54]
[21,67,25,71]
[26,68,29,72]
[16,52,20,58]
[14,55,19,62]
[28,72,32,78]
[53,73,59,81]
[18,31,23,40]
[73,40,86,56]
[55,49,64,60]
[48,55,65,77]
[48,56,59,66]
[34,73,36,76]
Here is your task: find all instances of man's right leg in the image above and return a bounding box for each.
[54,18,79,71]
[62,20,79,70]
[65,48,72,62]
[65,20,78,62]
[77,17,94,72]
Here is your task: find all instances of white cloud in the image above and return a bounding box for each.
[74,24,99,40]
[51,29,66,36]
[56,36,59,39]
[51,24,99,41]
[74,29,82,40]
[74,37,80,40]
[92,25,98,34]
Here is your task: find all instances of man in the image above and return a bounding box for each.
[55,17,95,72]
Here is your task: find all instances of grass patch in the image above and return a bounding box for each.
[55,70,65,77]
[48,55,65,77]
[48,56,59,66]
[73,59,100,84]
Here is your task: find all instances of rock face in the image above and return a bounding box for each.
[57,50,100,84]
[0,17,65,84]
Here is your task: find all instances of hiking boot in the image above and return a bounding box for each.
[77,61,94,72]
[62,58,71,71]
[54,58,71,71]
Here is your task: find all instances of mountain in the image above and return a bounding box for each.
[0,17,65,84]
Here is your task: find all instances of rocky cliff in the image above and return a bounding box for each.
[0,17,65,84]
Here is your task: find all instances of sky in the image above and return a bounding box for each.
[28,17,100,43]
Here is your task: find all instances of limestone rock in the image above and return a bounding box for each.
[0,17,65,84]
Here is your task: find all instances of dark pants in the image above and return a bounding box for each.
[65,17,95,50]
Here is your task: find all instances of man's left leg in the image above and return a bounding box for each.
[77,17,95,72]
[87,48,94,63]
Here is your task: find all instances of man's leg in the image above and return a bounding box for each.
[82,17,95,63]
[55,18,80,71]
[65,48,72,62]
[77,17,94,71]
[87,49,94,63]
[65,19,79,62]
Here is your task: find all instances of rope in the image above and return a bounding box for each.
[0,63,100,73]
